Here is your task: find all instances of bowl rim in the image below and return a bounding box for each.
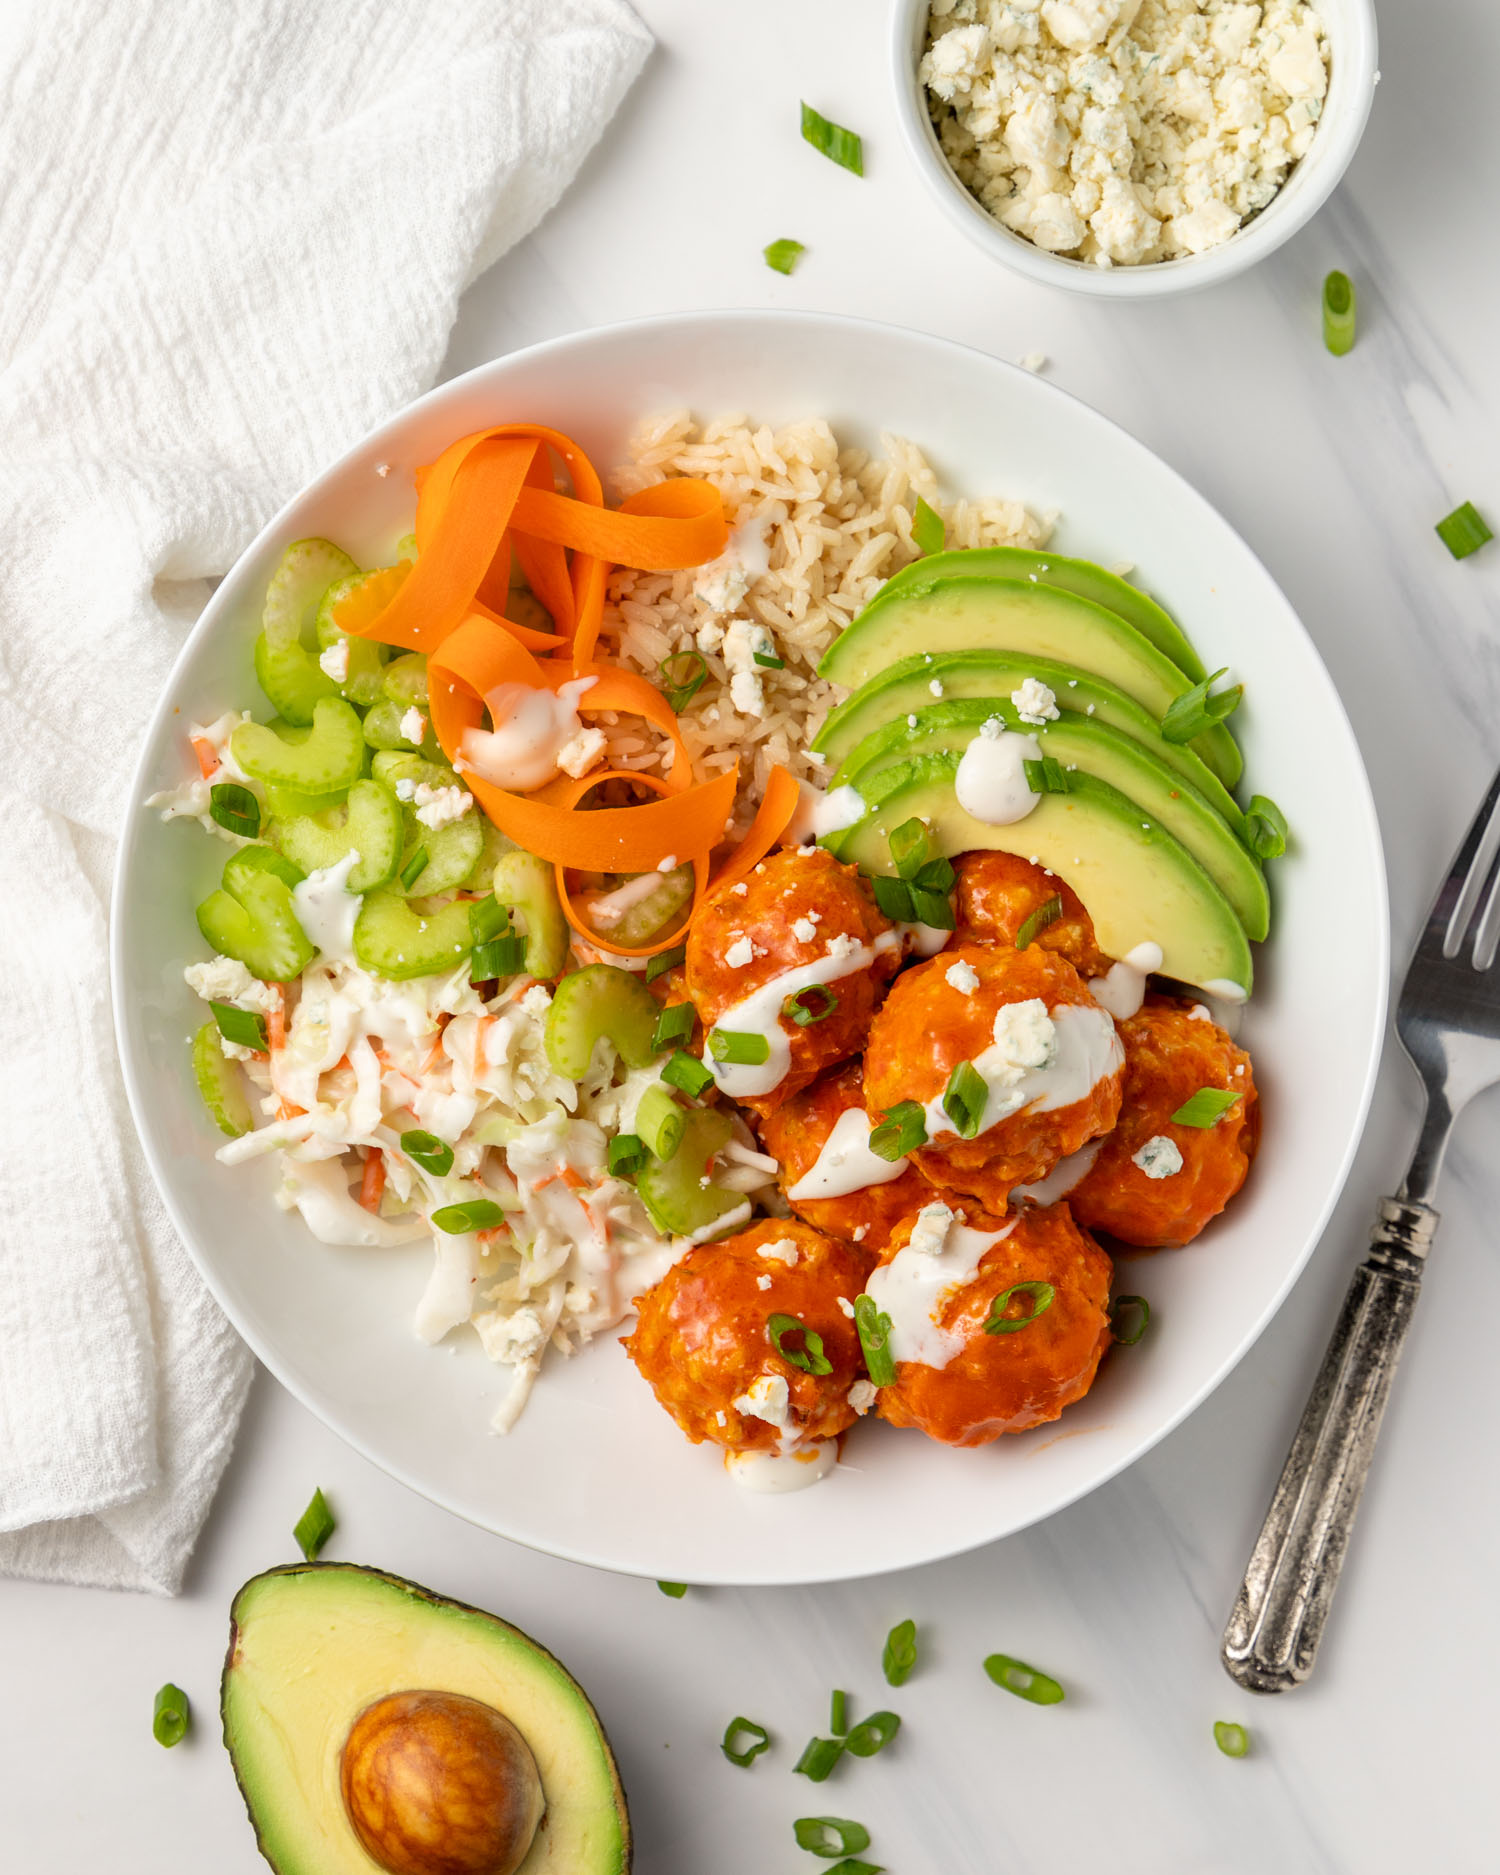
[111,306,1390,1579]
[889,0,1380,298]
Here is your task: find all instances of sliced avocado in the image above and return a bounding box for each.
[814,647,1241,826]
[830,756,1252,997]
[818,579,1241,788]
[840,700,1268,940]
[877,547,1207,682]
[222,1563,630,1875]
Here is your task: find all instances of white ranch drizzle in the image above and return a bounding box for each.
[1011,1137,1103,1207]
[291,849,363,965]
[725,1440,838,1493]
[1088,941,1164,1020]
[784,780,868,845]
[922,1000,1122,1143]
[460,675,597,791]
[864,1207,1017,1369]
[954,724,1042,825]
[787,1107,911,1202]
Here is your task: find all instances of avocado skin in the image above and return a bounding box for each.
[221,1561,631,1875]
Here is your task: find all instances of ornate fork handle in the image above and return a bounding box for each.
[1221,1198,1439,1693]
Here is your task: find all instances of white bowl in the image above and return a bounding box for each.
[891,0,1379,297]
[113,310,1388,1583]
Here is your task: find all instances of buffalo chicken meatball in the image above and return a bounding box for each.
[623,1219,873,1467]
[952,851,1109,979]
[1069,997,1258,1248]
[868,1199,1112,1445]
[760,1058,933,1256]
[863,943,1124,1213]
[684,846,899,1112]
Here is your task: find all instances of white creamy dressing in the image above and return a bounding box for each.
[706,930,902,1100]
[726,1439,838,1494]
[954,722,1042,825]
[902,920,952,958]
[864,1205,1017,1368]
[291,850,363,964]
[1088,941,1164,1020]
[923,998,1123,1143]
[784,779,868,846]
[1012,1137,1103,1206]
[460,676,597,791]
[274,1156,429,1247]
[787,1107,911,1202]
[583,871,671,928]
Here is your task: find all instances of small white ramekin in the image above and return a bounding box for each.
[891,0,1379,298]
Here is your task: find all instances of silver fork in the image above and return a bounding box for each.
[1222,763,1500,1693]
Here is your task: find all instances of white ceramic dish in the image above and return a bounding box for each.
[113,310,1388,1583]
[891,0,1379,298]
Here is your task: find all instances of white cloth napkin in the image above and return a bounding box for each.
[0,0,650,1594]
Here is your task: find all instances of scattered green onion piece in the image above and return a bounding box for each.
[984,1280,1056,1336]
[794,1817,873,1857]
[768,1312,833,1376]
[209,781,260,839]
[942,1060,989,1140]
[609,1133,648,1177]
[722,1717,771,1766]
[870,874,914,922]
[652,1001,696,1051]
[854,1294,896,1386]
[660,650,708,713]
[883,1618,917,1687]
[709,1028,771,1066]
[469,895,508,944]
[753,650,785,669]
[471,934,523,981]
[1015,894,1063,951]
[635,1083,686,1161]
[400,1128,454,1177]
[1171,1086,1242,1127]
[984,1654,1065,1704]
[1023,755,1072,795]
[868,1100,926,1163]
[794,1735,846,1782]
[662,1049,715,1098]
[830,1688,849,1735]
[152,1683,190,1748]
[1322,269,1356,356]
[763,238,806,276]
[1435,500,1493,561]
[293,1486,335,1562]
[210,1001,268,1052]
[399,846,430,890]
[657,1579,688,1599]
[800,102,864,175]
[431,1198,506,1233]
[645,942,686,985]
[907,882,955,930]
[1161,668,1244,745]
[912,495,945,557]
[1214,1719,1250,1758]
[1109,1294,1151,1345]
[889,817,932,879]
[1242,794,1289,860]
[844,1710,900,1757]
[784,984,839,1026]
[912,854,955,892]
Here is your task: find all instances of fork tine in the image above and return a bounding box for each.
[1471,855,1500,971]
[1432,764,1500,958]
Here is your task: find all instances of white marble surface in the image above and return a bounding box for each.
[5,3,1500,1868]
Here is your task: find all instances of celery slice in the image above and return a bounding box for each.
[222,843,305,896]
[363,699,433,754]
[196,871,314,982]
[262,538,360,649]
[232,697,365,794]
[191,1023,252,1137]
[581,865,694,948]
[636,1108,743,1238]
[380,653,430,709]
[491,851,568,979]
[275,779,404,892]
[353,891,473,980]
[544,966,661,1078]
[253,629,340,726]
[315,574,388,708]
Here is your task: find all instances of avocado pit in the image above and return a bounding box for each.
[340,1689,545,1875]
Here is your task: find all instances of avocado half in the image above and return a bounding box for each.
[222,1563,630,1875]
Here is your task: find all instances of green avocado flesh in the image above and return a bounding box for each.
[817,577,1241,789]
[830,759,1252,997]
[222,1563,630,1875]
[876,547,1207,683]
[839,700,1268,941]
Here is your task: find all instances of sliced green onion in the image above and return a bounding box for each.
[1015,894,1063,951]
[984,1654,1064,1704]
[722,1716,771,1766]
[1109,1293,1151,1345]
[293,1486,335,1562]
[854,1294,896,1387]
[657,1579,687,1599]
[871,874,914,922]
[662,1049,714,1098]
[889,817,932,879]
[844,1710,900,1757]
[400,1128,454,1177]
[469,895,508,944]
[882,1618,917,1687]
[1242,794,1288,860]
[794,1735,846,1782]
[984,1280,1055,1336]
[652,1001,696,1051]
[868,1100,926,1163]
[763,238,806,275]
[912,495,944,557]
[400,845,430,890]
[431,1198,506,1233]
[830,1688,849,1735]
[768,1311,833,1376]
[210,1001,268,1052]
[795,1816,872,1857]
[660,650,707,713]
[636,1083,686,1161]
[1436,500,1493,560]
[1161,668,1243,745]
[609,1133,648,1177]
[800,102,863,175]
[942,1060,988,1140]
[754,650,785,669]
[907,882,955,929]
[152,1682,190,1748]
[471,934,523,981]
[785,985,838,1026]
[1023,756,1072,795]
[710,1028,771,1066]
[1214,1719,1250,1758]
[913,855,955,892]
[1171,1086,1242,1127]
[1322,270,1355,356]
[209,781,260,839]
[645,942,686,984]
